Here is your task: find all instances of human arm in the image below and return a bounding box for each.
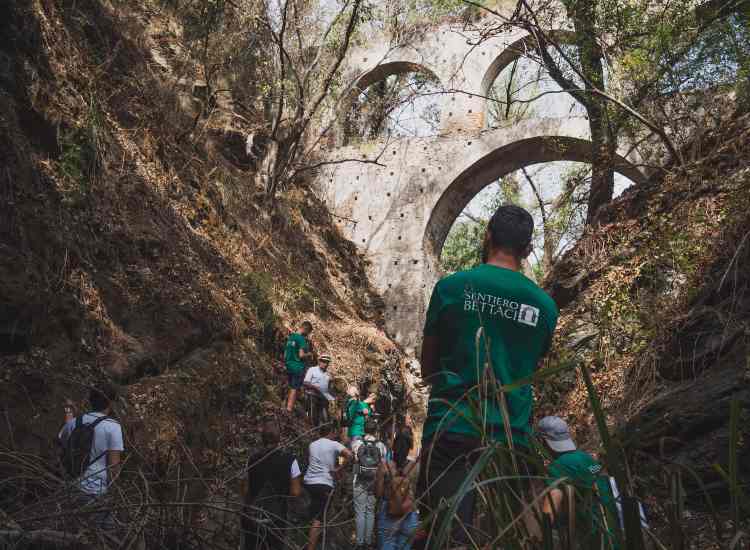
[420,334,440,381]
[107,450,122,485]
[106,423,125,486]
[289,459,303,497]
[420,283,444,381]
[375,462,387,498]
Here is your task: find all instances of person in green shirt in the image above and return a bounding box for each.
[284,321,313,413]
[417,204,558,547]
[346,389,375,445]
[538,416,619,548]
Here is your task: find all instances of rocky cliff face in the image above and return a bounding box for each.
[0,1,410,543]
[541,117,750,513]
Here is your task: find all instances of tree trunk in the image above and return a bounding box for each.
[567,0,617,225]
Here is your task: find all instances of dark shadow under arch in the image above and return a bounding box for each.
[337,61,442,145]
[423,135,646,263]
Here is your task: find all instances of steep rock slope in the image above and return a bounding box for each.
[0,0,406,538]
[541,117,750,509]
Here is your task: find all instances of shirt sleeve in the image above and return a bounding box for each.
[106,422,125,452]
[304,368,313,383]
[336,441,346,454]
[290,459,301,478]
[423,282,445,336]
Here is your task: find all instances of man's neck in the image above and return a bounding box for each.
[485,250,522,271]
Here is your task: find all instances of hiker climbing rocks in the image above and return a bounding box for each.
[241,420,302,550]
[346,384,376,446]
[285,320,313,413]
[58,383,124,529]
[352,419,388,549]
[303,353,335,427]
[417,205,558,547]
[375,427,419,550]
[304,422,353,550]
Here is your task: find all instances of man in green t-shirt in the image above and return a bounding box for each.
[538,416,620,548]
[284,321,313,413]
[417,205,558,547]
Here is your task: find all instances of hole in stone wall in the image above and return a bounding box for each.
[368,215,372,220]
[390,171,394,176]
[387,193,391,197]
[356,175,359,180]
[468,110,473,113]
[362,239,365,243]
[420,188,424,193]
[467,141,472,146]
[393,305,398,311]
[388,283,392,288]
[392,150,397,155]
[412,260,419,265]
[421,168,426,173]
[354,196,358,200]
[448,112,453,117]
[400,213,404,218]
[398,236,402,240]
[423,146,427,151]
[394,260,399,265]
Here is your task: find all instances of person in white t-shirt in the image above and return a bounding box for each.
[303,423,353,550]
[59,383,124,527]
[303,353,335,427]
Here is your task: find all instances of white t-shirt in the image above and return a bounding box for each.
[290,459,301,478]
[304,366,334,401]
[303,437,346,488]
[59,412,124,496]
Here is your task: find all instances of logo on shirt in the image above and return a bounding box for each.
[518,304,540,327]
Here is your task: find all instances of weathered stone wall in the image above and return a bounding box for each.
[315,22,648,353]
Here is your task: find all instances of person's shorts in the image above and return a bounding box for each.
[417,432,541,547]
[287,371,304,390]
[305,484,333,521]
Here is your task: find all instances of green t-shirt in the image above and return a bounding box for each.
[547,450,619,547]
[422,264,558,444]
[284,332,309,375]
[347,400,370,438]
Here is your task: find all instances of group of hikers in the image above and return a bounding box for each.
[58,204,641,548]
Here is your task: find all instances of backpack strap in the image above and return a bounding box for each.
[86,415,112,466]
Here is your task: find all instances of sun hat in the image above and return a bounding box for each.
[538,416,577,453]
[319,353,332,363]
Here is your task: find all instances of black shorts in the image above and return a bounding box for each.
[287,372,304,390]
[417,433,541,547]
[305,484,333,521]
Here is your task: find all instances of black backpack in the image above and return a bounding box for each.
[356,440,382,481]
[62,415,109,478]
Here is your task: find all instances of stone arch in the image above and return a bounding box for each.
[423,135,647,264]
[479,31,577,125]
[337,61,443,145]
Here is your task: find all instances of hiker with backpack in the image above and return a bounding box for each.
[303,353,335,427]
[304,422,354,550]
[352,419,388,549]
[285,321,314,414]
[375,427,418,550]
[241,420,303,550]
[59,383,124,528]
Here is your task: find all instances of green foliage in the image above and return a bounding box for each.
[58,97,103,201]
[440,219,486,273]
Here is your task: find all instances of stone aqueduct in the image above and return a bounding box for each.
[314,22,647,353]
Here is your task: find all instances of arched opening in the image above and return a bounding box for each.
[480,31,585,127]
[424,136,646,277]
[339,62,443,144]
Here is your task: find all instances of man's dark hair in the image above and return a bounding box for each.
[301,320,313,331]
[319,420,338,437]
[261,420,281,446]
[487,204,534,257]
[89,382,119,412]
[364,419,378,435]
